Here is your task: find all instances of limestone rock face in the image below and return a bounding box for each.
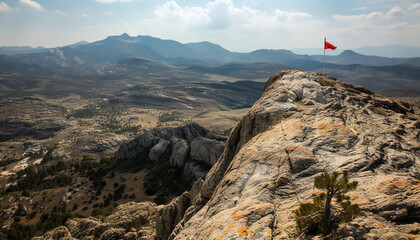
[169,137,189,168]
[169,70,420,239]
[190,137,225,166]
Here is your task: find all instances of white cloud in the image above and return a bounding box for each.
[0,2,11,11]
[83,13,89,18]
[409,3,420,11]
[104,11,112,15]
[95,0,132,3]
[154,1,211,27]
[386,6,406,18]
[56,10,65,15]
[275,10,310,20]
[134,0,319,51]
[153,0,311,31]
[333,12,382,22]
[409,3,420,15]
[19,0,43,11]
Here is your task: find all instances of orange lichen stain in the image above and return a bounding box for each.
[287,215,292,219]
[395,181,402,186]
[261,205,271,214]
[410,236,416,239]
[376,187,382,190]
[247,229,255,233]
[240,232,246,237]
[351,196,358,200]
[377,222,383,226]
[356,202,364,205]
[233,211,245,219]
[216,238,224,240]
[228,223,235,228]
[294,147,312,156]
[266,231,272,235]
[222,229,233,233]
[286,146,296,151]
[237,227,247,234]
[404,182,413,187]
[250,234,255,238]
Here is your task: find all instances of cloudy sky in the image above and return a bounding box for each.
[0,0,419,52]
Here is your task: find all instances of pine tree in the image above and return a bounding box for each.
[294,170,362,235]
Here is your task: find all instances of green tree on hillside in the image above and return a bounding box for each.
[294,170,362,235]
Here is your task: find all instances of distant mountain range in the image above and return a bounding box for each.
[1,33,419,69]
[1,33,419,94]
[293,45,420,58]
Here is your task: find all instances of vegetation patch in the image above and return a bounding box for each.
[294,171,362,236]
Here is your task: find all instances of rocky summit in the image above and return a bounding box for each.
[34,70,420,240]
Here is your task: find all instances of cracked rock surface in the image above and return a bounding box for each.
[170,70,420,240]
[32,70,420,240]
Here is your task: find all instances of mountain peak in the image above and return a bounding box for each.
[120,33,131,38]
[339,49,361,56]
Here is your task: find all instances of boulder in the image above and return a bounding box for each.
[190,137,225,166]
[169,137,189,167]
[148,138,170,162]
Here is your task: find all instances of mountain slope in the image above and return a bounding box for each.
[168,70,420,239]
[8,34,420,68]
[34,70,420,240]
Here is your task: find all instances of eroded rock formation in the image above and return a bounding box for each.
[33,70,420,239]
[168,70,420,239]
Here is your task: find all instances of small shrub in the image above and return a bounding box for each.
[294,171,362,235]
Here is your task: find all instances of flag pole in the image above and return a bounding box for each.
[323,37,326,75]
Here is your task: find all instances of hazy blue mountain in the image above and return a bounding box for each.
[293,45,420,58]
[0,46,49,56]
[353,45,420,58]
[5,34,420,72]
[309,50,420,66]
[292,48,343,56]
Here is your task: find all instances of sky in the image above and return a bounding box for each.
[0,0,420,52]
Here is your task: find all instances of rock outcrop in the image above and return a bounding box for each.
[33,202,157,240]
[114,123,226,195]
[167,70,420,239]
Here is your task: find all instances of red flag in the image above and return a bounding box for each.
[325,41,337,50]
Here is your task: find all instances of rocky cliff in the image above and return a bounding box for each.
[114,123,226,199]
[33,70,420,240]
[166,70,420,239]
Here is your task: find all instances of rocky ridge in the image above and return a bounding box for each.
[114,123,226,185]
[34,70,420,239]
